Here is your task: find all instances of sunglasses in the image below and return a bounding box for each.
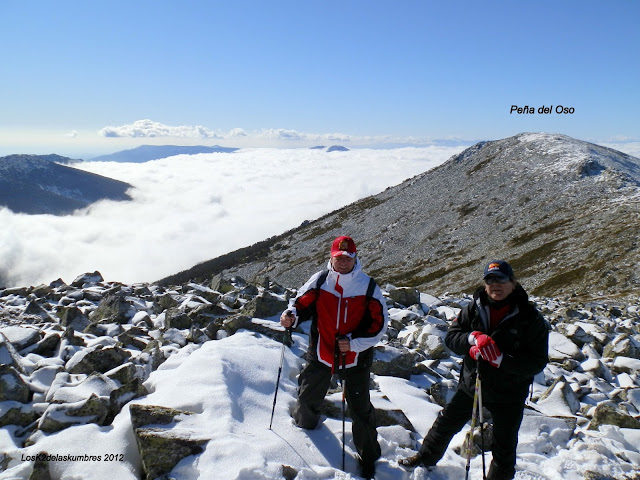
[485,276,511,285]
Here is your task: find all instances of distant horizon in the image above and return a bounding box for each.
[1,127,639,161]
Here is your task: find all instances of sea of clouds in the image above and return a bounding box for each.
[0,146,465,288]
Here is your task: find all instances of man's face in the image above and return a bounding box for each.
[484,275,515,301]
[331,254,356,274]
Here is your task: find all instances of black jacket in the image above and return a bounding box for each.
[445,285,549,404]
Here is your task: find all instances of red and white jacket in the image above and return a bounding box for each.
[287,259,388,369]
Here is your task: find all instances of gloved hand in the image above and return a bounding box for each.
[469,345,482,361]
[468,331,503,367]
[280,310,296,328]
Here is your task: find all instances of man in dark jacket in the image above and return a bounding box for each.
[400,260,549,480]
[280,236,389,479]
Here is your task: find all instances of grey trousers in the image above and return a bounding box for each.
[293,360,381,465]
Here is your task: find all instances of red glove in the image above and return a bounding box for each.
[469,331,503,367]
[469,345,482,361]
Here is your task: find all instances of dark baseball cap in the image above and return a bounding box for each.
[483,260,514,280]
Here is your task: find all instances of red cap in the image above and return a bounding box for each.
[331,236,357,257]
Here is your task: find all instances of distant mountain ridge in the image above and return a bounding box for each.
[90,145,238,163]
[159,132,640,301]
[0,154,132,215]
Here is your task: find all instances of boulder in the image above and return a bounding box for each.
[65,345,132,375]
[0,326,42,350]
[56,306,90,332]
[611,356,640,375]
[108,378,148,424]
[603,334,640,360]
[388,287,421,307]
[91,294,133,324]
[130,404,193,429]
[131,311,153,328]
[428,380,458,407]
[71,271,104,288]
[210,274,235,294]
[0,333,26,374]
[27,452,52,480]
[557,323,595,347]
[130,404,207,480]
[0,365,31,403]
[371,345,416,379]
[548,331,583,362]
[38,394,110,433]
[49,372,119,404]
[222,315,289,343]
[388,308,421,329]
[105,362,139,385]
[587,403,640,430]
[0,402,39,428]
[537,375,581,416]
[117,331,148,350]
[417,333,448,359]
[186,283,222,304]
[161,328,188,347]
[164,308,192,330]
[156,293,179,311]
[23,333,61,357]
[22,301,54,321]
[242,291,288,318]
[134,429,208,480]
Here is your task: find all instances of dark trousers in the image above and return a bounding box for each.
[419,389,524,479]
[293,360,381,465]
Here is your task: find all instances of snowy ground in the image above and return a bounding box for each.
[2,324,639,480]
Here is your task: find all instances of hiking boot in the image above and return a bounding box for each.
[398,452,437,468]
[487,461,515,480]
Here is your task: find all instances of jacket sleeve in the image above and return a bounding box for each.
[285,271,322,328]
[499,310,549,377]
[349,285,389,353]
[445,302,476,356]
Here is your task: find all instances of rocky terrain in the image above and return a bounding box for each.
[161,132,640,301]
[1,271,639,479]
[0,155,132,215]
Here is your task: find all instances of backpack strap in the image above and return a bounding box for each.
[315,270,329,290]
[365,277,376,301]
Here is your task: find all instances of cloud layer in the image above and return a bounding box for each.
[0,146,463,287]
[96,119,464,148]
[99,119,222,139]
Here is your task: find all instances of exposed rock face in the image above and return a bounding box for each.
[130,404,208,480]
[163,133,639,300]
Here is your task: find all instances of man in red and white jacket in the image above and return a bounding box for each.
[280,236,388,478]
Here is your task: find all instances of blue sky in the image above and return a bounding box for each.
[0,1,638,157]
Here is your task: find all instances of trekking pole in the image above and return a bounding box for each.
[269,327,291,430]
[465,359,481,480]
[341,350,347,472]
[477,361,486,480]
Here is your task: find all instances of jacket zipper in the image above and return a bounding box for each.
[344,299,349,325]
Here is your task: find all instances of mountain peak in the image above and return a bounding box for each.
[0,154,132,215]
[90,145,238,163]
[162,132,640,301]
